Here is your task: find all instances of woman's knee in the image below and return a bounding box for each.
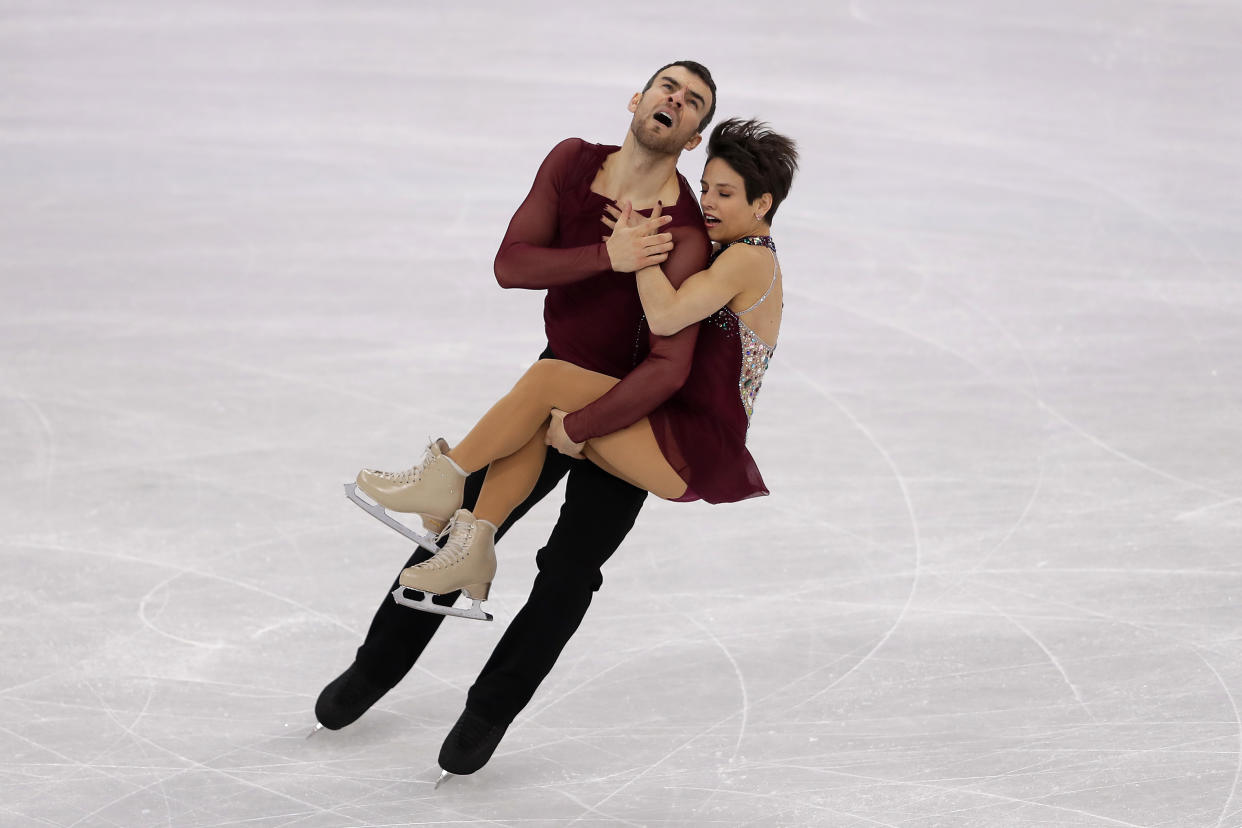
[521,358,563,389]
[520,359,578,403]
[513,359,551,400]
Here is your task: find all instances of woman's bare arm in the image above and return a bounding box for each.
[635,244,759,335]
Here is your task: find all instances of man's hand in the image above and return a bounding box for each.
[546,408,586,459]
[603,201,674,272]
[601,200,671,232]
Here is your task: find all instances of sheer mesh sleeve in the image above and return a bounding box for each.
[563,222,712,442]
[493,138,613,289]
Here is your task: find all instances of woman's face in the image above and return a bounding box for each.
[699,157,764,243]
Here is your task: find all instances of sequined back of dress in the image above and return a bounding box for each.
[707,236,779,424]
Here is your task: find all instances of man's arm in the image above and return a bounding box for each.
[561,222,711,443]
[493,139,617,289]
[493,138,611,289]
[494,141,675,288]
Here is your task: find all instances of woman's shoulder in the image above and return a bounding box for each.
[700,241,776,304]
[712,238,777,273]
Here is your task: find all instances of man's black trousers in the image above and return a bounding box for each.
[352,443,648,726]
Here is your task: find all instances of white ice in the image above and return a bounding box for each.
[3,1,1242,825]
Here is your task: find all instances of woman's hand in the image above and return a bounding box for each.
[602,201,675,273]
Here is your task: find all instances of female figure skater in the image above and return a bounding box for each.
[357,118,798,615]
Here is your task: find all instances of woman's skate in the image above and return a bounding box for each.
[392,509,498,622]
[345,437,468,552]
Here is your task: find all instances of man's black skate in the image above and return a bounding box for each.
[437,708,509,781]
[314,662,390,730]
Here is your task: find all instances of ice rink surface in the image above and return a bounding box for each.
[2,0,1241,825]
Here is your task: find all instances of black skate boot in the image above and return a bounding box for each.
[436,708,509,782]
[314,662,391,731]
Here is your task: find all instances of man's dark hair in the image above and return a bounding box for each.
[642,60,717,134]
[707,118,799,224]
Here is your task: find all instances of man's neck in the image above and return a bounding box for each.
[595,132,682,209]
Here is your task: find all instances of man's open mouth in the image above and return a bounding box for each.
[653,111,674,127]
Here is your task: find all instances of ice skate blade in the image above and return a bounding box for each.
[344,482,439,552]
[435,770,452,789]
[391,586,493,622]
[306,722,324,739]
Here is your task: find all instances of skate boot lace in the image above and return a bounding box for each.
[419,516,475,572]
[375,439,437,484]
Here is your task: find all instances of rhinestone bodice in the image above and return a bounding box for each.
[737,318,775,421]
[708,236,779,424]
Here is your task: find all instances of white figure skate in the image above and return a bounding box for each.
[346,437,467,553]
[391,509,497,622]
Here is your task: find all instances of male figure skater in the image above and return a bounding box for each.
[315,61,718,778]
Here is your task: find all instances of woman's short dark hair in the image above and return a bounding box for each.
[706,118,799,224]
[642,60,717,133]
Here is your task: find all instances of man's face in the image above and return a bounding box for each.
[628,65,713,155]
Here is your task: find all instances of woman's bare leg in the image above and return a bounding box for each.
[447,360,618,473]
[582,419,687,501]
[448,360,687,525]
[473,420,550,527]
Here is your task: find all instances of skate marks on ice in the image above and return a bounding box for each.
[779,362,923,711]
